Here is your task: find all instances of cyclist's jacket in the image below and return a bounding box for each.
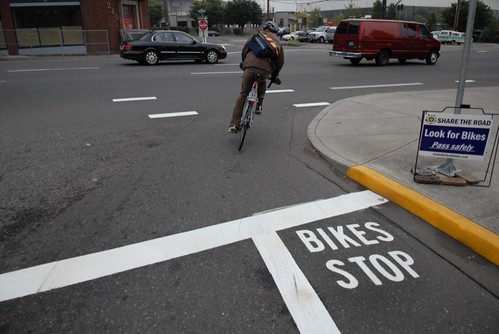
[241,30,284,78]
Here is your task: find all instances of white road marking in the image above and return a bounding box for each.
[254,232,341,333]
[7,67,99,73]
[0,191,387,332]
[330,83,424,90]
[454,80,476,83]
[148,111,198,118]
[190,71,241,75]
[267,89,295,93]
[294,102,331,108]
[112,97,157,102]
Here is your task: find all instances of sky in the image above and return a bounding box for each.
[259,0,499,13]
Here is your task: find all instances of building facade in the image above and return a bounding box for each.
[0,0,150,56]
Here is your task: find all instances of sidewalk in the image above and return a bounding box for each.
[308,86,499,265]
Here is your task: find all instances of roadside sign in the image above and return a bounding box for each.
[199,20,208,31]
[418,111,493,160]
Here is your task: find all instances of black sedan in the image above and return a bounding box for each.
[119,30,227,65]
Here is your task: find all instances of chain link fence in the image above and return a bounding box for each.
[0,28,110,56]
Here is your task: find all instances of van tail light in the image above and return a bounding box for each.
[124,44,133,51]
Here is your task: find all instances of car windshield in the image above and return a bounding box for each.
[316,26,328,32]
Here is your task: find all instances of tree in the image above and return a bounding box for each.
[427,12,439,31]
[386,4,399,20]
[149,0,164,27]
[441,0,494,31]
[309,7,323,27]
[343,2,361,19]
[189,0,225,28]
[372,0,384,19]
[224,0,262,30]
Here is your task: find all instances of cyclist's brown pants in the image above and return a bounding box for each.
[231,67,270,126]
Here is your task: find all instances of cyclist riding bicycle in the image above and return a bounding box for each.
[229,21,285,133]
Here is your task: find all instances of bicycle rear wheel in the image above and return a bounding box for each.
[238,125,248,151]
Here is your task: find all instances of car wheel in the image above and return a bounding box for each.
[426,50,439,65]
[319,37,324,43]
[144,50,159,65]
[349,58,361,65]
[205,50,219,64]
[375,49,390,66]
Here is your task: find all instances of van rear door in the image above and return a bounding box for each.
[333,20,361,51]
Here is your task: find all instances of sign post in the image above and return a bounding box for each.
[197,10,208,43]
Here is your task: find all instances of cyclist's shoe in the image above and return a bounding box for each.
[256,106,263,115]
[228,125,238,133]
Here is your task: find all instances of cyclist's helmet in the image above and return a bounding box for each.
[263,21,279,33]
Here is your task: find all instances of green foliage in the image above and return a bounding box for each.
[343,2,361,19]
[309,7,323,26]
[481,18,499,42]
[441,0,494,31]
[224,0,262,30]
[372,0,383,19]
[427,12,440,31]
[386,4,399,20]
[189,0,225,27]
[149,0,164,27]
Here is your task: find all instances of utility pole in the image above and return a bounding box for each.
[382,0,387,19]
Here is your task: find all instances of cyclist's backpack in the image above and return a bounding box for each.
[247,32,280,59]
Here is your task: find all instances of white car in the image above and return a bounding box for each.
[282,31,300,41]
[307,26,329,43]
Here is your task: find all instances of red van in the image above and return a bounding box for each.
[329,19,441,66]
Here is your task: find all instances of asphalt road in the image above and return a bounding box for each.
[1,40,498,333]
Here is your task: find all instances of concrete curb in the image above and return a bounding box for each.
[347,165,499,266]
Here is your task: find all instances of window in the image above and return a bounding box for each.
[174,32,193,43]
[154,32,174,42]
[401,23,417,37]
[419,26,430,38]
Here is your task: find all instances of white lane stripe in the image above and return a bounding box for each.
[454,80,476,83]
[267,89,295,93]
[148,111,198,118]
[0,190,387,333]
[190,71,241,75]
[330,83,424,90]
[254,232,341,334]
[8,67,99,73]
[294,102,331,108]
[113,97,157,102]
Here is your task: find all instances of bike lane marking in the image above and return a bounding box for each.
[0,191,387,331]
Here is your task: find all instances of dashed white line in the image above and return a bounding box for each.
[294,102,331,108]
[190,71,241,75]
[8,67,99,73]
[330,83,424,90]
[112,97,157,102]
[267,89,295,93]
[148,111,198,118]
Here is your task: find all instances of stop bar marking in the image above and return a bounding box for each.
[0,190,388,333]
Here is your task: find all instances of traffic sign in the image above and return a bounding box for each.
[199,20,208,31]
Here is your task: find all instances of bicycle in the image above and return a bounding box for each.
[237,73,280,151]
[237,73,260,151]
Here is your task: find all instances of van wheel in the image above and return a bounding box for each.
[375,49,390,66]
[349,58,361,65]
[426,50,439,65]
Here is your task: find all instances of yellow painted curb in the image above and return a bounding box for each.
[347,165,499,266]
